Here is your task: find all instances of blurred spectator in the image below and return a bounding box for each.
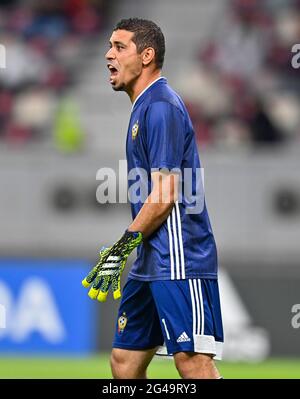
[54,96,85,153]
[199,0,273,82]
[244,97,284,145]
[187,0,300,149]
[0,89,13,131]
[0,34,48,89]
[13,87,56,130]
[0,0,106,148]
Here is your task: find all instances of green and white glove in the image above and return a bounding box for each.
[82,230,143,302]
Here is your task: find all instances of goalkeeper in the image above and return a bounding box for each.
[82,18,224,379]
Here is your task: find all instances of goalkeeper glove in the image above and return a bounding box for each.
[82,229,143,302]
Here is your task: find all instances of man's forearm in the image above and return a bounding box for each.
[128,171,178,238]
[128,200,174,238]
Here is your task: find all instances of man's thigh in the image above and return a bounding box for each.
[113,279,164,350]
[150,278,224,359]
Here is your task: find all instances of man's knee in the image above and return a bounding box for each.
[174,352,220,379]
[111,349,135,379]
[110,348,152,379]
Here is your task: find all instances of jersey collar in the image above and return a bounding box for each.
[131,76,166,112]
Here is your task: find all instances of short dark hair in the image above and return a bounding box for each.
[114,18,165,69]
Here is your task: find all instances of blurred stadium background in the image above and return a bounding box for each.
[0,0,300,379]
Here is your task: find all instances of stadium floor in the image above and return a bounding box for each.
[0,356,300,379]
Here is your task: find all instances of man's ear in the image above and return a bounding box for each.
[142,47,155,66]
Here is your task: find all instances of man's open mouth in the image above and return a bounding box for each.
[108,64,118,77]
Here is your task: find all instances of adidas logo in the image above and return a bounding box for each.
[176,332,191,343]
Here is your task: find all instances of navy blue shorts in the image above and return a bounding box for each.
[113,278,224,359]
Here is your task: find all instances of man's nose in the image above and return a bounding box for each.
[105,48,115,60]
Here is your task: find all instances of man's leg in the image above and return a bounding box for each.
[174,352,220,379]
[150,279,224,379]
[110,347,158,379]
[111,279,164,379]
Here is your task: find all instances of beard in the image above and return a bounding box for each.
[112,84,126,92]
[110,78,126,92]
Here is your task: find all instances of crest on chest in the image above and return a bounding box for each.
[131,120,139,140]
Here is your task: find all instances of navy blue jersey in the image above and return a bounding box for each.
[126,77,218,281]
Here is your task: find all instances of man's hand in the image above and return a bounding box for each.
[82,230,143,302]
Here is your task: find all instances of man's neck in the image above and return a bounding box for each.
[128,71,162,104]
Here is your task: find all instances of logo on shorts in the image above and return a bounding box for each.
[176,331,191,343]
[118,312,127,334]
[131,120,139,140]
